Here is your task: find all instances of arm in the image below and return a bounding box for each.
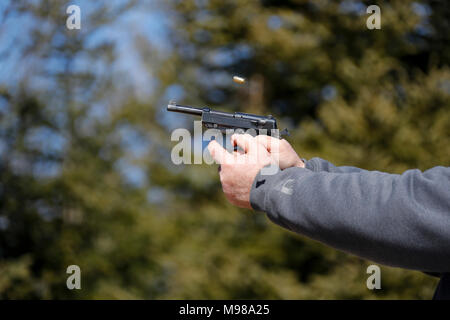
[208,134,450,272]
[305,157,369,174]
[250,165,450,272]
[251,135,365,174]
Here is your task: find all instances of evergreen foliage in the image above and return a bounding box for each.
[0,0,448,299]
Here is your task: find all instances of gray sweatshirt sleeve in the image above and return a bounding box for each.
[250,159,450,272]
[305,157,369,173]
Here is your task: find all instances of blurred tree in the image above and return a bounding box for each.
[0,0,167,299]
[0,0,448,299]
[159,0,449,299]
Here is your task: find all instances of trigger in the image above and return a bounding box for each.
[280,128,290,137]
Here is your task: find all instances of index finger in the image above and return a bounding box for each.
[208,140,235,165]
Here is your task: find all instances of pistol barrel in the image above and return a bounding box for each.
[167,102,203,116]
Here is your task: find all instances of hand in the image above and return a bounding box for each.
[208,134,274,209]
[254,135,305,169]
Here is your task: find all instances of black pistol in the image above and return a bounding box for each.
[167,100,288,138]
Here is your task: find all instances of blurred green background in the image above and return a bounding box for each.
[0,0,449,299]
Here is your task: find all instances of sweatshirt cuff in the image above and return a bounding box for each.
[250,165,276,212]
[250,163,311,212]
[304,158,320,172]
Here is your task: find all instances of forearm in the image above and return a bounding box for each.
[250,165,450,272]
[305,157,369,174]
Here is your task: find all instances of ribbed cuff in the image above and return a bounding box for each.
[250,164,280,212]
[304,158,319,172]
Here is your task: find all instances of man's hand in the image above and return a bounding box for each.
[208,134,273,209]
[254,135,305,169]
[208,134,304,209]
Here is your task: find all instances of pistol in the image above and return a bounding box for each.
[167,100,288,138]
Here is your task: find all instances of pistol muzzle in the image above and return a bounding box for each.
[167,100,204,116]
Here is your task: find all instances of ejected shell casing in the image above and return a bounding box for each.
[232,76,245,84]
